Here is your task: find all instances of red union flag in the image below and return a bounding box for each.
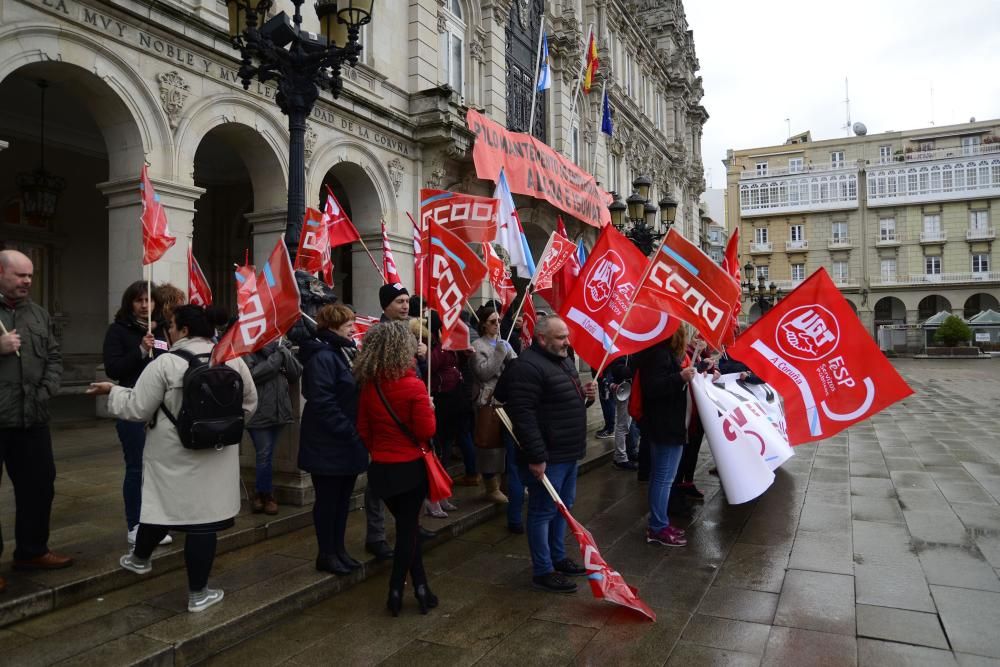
[559,225,677,371]
[381,219,402,285]
[633,229,741,351]
[294,207,334,284]
[721,228,741,342]
[187,246,213,306]
[140,165,176,265]
[420,189,499,244]
[323,187,362,249]
[352,314,380,348]
[212,239,301,365]
[520,294,536,350]
[427,219,487,350]
[532,229,577,291]
[729,268,913,445]
[483,242,517,313]
[535,217,581,313]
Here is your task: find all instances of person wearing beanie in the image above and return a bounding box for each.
[379,283,410,322]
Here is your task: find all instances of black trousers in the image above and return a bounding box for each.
[0,424,56,560]
[676,424,705,485]
[383,482,428,592]
[134,524,217,592]
[312,474,357,557]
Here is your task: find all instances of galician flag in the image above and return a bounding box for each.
[537,32,552,91]
[493,169,535,279]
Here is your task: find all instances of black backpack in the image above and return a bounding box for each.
[160,349,245,450]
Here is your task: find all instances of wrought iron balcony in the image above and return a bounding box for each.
[866,154,1000,207]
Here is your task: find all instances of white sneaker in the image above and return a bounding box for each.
[158,534,174,546]
[127,528,173,547]
[119,553,152,575]
[188,588,225,613]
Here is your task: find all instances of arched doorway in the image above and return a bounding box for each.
[874,296,906,331]
[918,294,951,322]
[964,292,1000,319]
[748,302,763,323]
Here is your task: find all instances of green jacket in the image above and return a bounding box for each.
[0,299,62,428]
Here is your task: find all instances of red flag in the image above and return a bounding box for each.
[483,242,517,313]
[729,268,913,445]
[381,219,402,285]
[352,314,380,347]
[520,295,536,351]
[427,219,487,351]
[140,165,176,265]
[187,246,213,307]
[323,186,362,248]
[407,211,430,299]
[532,229,577,291]
[583,31,600,94]
[212,239,301,365]
[721,228,741,344]
[633,229,742,351]
[294,207,334,285]
[535,217,581,313]
[420,189,499,243]
[559,225,678,371]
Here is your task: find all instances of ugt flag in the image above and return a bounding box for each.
[420,189,498,244]
[520,293,537,351]
[633,229,741,351]
[427,219,487,351]
[728,268,914,445]
[187,246,213,307]
[535,217,581,314]
[381,219,402,285]
[294,207,334,286]
[531,228,578,292]
[140,165,176,265]
[493,169,535,278]
[212,238,301,366]
[483,242,517,314]
[559,225,677,372]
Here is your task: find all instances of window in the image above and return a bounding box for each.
[972,254,990,273]
[831,151,845,168]
[832,221,847,242]
[754,227,769,244]
[970,210,989,231]
[919,141,934,152]
[788,157,803,173]
[790,224,803,242]
[439,0,466,97]
[756,161,768,176]
[881,258,897,281]
[625,54,633,97]
[610,154,620,194]
[755,265,769,281]
[962,135,981,155]
[791,263,805,281]
[923,214,941,233]
[879,145,892,164]
[925,255,942,275]
[879,217,896,241]
[572,123,579,165]
[832,260,848,282]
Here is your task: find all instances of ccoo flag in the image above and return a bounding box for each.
[187,245,213,307]
[381,219,402,285]
[140,165,176,265]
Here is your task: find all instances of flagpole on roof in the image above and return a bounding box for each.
[527,19,545,137]
[591,80,606,174]
[567,24,594,120]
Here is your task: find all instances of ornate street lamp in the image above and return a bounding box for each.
[609,175,677,255]
[742,260,781,318]
[225,0,373,258]
[18,80,64,224]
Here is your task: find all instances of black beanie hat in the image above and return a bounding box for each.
[379,282,409,310]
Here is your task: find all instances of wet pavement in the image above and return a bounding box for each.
[1,358,999,665]
[202,358,1000,666]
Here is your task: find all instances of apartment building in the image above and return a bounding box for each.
[725,120,1000,334]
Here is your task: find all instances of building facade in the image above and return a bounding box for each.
[726,120,1000,334]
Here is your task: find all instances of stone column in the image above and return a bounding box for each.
[353,232,386,317]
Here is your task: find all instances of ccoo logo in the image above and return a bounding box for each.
[776,305,839,361]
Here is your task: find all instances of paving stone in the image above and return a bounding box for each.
[855,604,949,649]
[810,467,851,484]
[853,520,920,568]
[858,638,958,666]
[884,457,927,472]
[950,503,1000,533]
[974,534,1000,569]
[379,639,477,667]
[916,544,1000,591]
[52,633,172,667]
[955,653,1000,666]
[891,471,939,490]
[897,488,956,513]
[572,607,690,666]
[774,569,855,636]
[681,613,771,655]
[714,543,790,594]
[788,530,853,575]
[854,564,935,613]
[797,503,852,533]
[904,510,972,546]
[476,618,597,666]
[667,640,762,666]
[761,626,857,667]
[850,478,897,498]
[851,462,890,478]
[851,497,905,524]
[697,586,778,625]
[932,585,1000,659]
[639,565,717,614]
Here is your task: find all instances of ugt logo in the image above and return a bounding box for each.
[776,305,839,361]
[583,250,623,313]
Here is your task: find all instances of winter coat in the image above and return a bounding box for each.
[357,368,436,464]
[244,340,302,429]
[0,298,62,429]
[636,340,688,444]
[470,336,516,407]
[105,337,258,525]
[495,343,587,465]
[102,317,164,389]
[297,331,368,477]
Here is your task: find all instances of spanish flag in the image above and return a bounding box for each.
[583,32,599,93]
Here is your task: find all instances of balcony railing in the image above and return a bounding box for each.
[749,241,773,253]
[875,233,901,246]
[739,173,859,217]
[870,271,1000,286]
[739,161,855,180]
[866,155,1000,206]
[828,236,852,249]
[884,142,1000,165]
[967,227,996,241]
[785,240,809,251]
[919,230,947,243]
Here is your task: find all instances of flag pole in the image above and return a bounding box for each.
[357,235,387,284]
[425,216,433,395]
[146,263,154,358]
[0,319,19,357]
[567,24,595,121]
[592,80,606,171]
[504,284,533,344]
[527,18,545,137]
[407,211,422,298]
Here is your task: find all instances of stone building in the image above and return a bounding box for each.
[726,119,1000,333]
[0,0,704,440]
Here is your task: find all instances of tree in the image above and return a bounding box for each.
[934,315,972,347]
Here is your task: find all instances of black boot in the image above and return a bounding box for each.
[413,584,438,614]
[316,554,351,576]
[387,588,403,617]
[337,550,362,570]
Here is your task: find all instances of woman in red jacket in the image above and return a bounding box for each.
[355,321,438,616]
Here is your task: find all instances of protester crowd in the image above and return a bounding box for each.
[0,248,724,617]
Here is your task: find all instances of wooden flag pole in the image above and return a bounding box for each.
[503,284,534,344]
[356,235,387,284]
[146,263,154,358]
[0,319,19,357]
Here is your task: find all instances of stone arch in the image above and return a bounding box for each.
[748,302,763,323]
[874,296,906,327]
[174,95,288,210]
[308,139,396,233]
[918,294,952,322]
[515,206,551,262]
[0,23,170,178]
[964,292,999,319]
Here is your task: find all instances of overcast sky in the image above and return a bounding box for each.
[684,0,1000,190]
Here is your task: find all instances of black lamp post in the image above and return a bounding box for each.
[609,175,677,255]
[18,80,64,224]
[225,0,373,259]
[742,260,781,318]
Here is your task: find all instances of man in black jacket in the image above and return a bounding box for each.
[498,315,596,593]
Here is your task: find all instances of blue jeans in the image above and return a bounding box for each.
[598,378,615,432]
[504,432,525,528]
[648,442,684,531]
[117,420,146,530]
[521,461,578,577]
[248,426,284,493]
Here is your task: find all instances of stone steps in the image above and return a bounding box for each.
[0,438,612,665]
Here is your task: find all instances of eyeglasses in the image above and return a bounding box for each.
[487,318,500,324]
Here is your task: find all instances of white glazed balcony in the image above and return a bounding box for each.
[739,161,853,180]
[870,271,1000,286]
[967,227,996,241]
[785,240,809,251]
[866,155,1000,207]
[739,171,858,217]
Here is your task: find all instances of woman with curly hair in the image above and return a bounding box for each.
[355,321,438,616]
